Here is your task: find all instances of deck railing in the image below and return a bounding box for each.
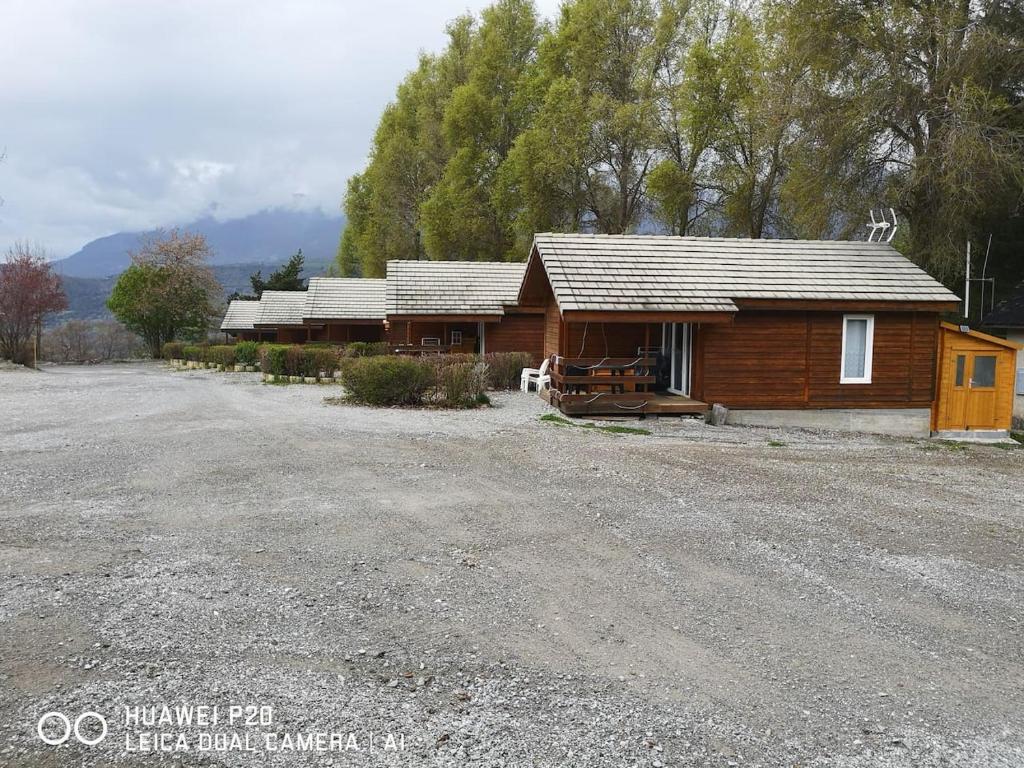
[549,355,660,394]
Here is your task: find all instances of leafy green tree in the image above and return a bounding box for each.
[535,0,662,234]
[106,230,220,357]
[250,249,306,297]
[789,0,1024,279]
[337,16,475,277]
[420,0,544,261]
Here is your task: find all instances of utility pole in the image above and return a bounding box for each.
[964,240,971,321]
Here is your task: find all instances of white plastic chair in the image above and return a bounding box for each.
[520,357,551,392]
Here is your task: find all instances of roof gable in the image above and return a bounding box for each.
[303,277,386,321]
[220,300,260,331]
[386,260,526,316]
[254,290,306,326]
[530,233,959,313]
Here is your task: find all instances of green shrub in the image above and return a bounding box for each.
[260,345,289,375]
[182,345,202,361]
[235,341,259,365]
[205,345,236,367]
[284,345,305,376]
[340,356,435,405]
[162,341,185,360]
[484,351,534,390]
[343,341,389,358]
[304,347,340,377]
[433,357,488,407]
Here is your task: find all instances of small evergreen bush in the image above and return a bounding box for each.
[235,341,259,365]
[340,356,435,405]
[484,351,534,390]
[284,345,305,376]
[207,345,236,367]
[304,348,340,377]
[259,345,289,375]
[162,341,185,360]
[343,341,389,358]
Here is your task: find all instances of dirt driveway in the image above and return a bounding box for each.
[1,363,1022,767]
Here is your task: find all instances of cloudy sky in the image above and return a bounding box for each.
[0,0,561,258]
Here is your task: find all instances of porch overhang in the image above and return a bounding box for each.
[559,310,736,324]
[387,314,504,323]
[302,318,384,326]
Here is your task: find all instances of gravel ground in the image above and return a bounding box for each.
[1,362,1022,767]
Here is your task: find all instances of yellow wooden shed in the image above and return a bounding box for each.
[933,322,1021,434]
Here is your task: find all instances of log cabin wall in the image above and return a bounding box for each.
[409,320,480,347]
[322,323,385,343]
[485,312,545,362]
[387,321,409,346]
[543,300,561,359]
[275,327,310,344]
[695,310,940,409]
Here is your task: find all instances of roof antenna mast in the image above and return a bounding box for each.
[866,208,898,243]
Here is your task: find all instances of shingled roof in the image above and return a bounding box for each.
[303,277,386,321]
[254,290,307,326]
[386,260,526,316]
[529,233,959,313]
[220,300,260,332]
[982,282,1024,328]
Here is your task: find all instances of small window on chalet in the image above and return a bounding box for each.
[840,314,874,384]
[451,330,463,345]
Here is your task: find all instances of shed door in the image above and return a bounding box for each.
[939,351,999,430]
[964,353,999,429]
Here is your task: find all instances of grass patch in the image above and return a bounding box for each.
[539,413,650,436]
[1011,431,1024,444]
[767,439,786,447]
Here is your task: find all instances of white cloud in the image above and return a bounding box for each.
[0,0,562,256]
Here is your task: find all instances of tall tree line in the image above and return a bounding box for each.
[339,0,1024,285]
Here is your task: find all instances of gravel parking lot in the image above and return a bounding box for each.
[1,362,1022,767]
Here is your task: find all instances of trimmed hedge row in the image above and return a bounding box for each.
[340,353,493,408]
[258,345,341,378]
[160,341,535,402]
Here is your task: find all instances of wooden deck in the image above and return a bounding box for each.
[544,388,708,417]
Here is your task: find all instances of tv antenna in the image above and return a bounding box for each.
[866,208,898,243]
[964,234,996,323]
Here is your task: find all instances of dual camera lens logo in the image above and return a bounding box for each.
[37,711,108,746]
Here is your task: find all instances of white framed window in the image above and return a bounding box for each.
[840,314,874,384]
[450,330,463,345]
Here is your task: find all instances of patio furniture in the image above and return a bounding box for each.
[520,357,551,392]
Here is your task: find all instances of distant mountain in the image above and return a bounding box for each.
[52,208,344,279]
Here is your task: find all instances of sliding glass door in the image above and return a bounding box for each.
[663,323,691,396]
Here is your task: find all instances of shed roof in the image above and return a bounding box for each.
[303,277,386,321]
[219,299,260,332]
[254,290,307,326]
[386,260,526,316]
[529,233,959,313]
[940,322,1023,350]
[982,282,1024,329]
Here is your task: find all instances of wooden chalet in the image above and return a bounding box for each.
[518,233,960,435]
[219,299,269,342]
[302,277,386,343]
[252,291,311,343]
[385,260,543,359]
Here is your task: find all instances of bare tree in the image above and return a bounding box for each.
[0,242,67,365]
